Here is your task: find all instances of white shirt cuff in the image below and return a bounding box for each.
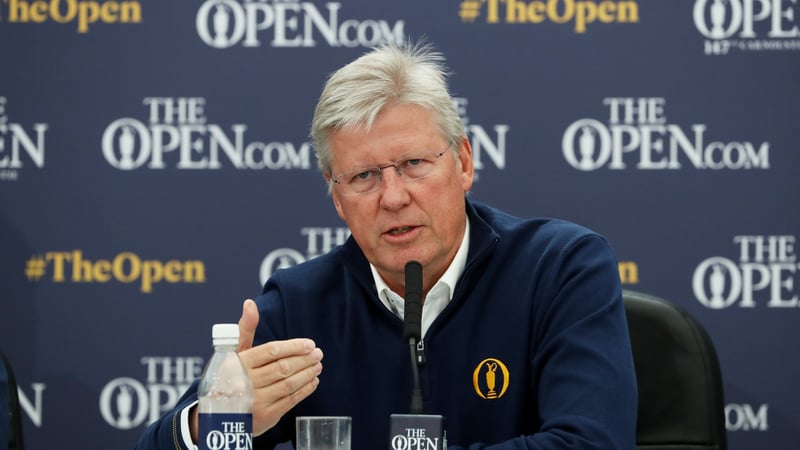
[180,400,199,450]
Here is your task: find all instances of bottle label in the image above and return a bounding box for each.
[198,413,253,450]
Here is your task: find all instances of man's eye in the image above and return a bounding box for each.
[405,158,425,167]
[352,170,376,182]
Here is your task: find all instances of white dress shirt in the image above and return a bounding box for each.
[371,216,470,338]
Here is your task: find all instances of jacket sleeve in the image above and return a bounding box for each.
[133,380,200,450]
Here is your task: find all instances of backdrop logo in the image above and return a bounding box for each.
[472,358,510,399]
[693,235,798,309]
[259,226,350,285]
[453,97,508,180]
[693,0,800,54]
[0,96,48,181]
[102,97,312,171]
[100,356,204,429]
[19,383,46,427]
[196,0,405,48]
[726,403,769,431]
[562,97,770,171]
[0,0,142,33]
[25,250,206,293]
[458,0,639,33]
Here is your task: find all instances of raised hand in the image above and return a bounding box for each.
[236,298,323,436]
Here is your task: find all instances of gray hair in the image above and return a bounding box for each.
[310,41,466,182]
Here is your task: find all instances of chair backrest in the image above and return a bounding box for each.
[0,351,25,450]
[622,290,727,450]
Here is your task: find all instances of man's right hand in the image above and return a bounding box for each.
[237,298,324,436]
[190,298,323,442]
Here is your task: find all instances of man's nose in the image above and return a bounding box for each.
[377,163,402,179]
[379,165,406,188]
[378,165,411,208]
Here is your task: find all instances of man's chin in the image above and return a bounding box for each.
[375,254,425,276]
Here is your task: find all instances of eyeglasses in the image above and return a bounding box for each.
[330,144,453,196]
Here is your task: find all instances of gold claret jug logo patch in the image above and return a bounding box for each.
[472,358,510,399]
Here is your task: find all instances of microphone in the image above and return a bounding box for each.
[403,260,424,414]
[388,261,446,450]
[403,260,423,343]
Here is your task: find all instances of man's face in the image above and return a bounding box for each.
[327,103,474,292]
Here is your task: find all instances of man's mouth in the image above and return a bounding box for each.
[388,226,414,235]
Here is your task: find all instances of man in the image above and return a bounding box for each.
[136,41,637,449]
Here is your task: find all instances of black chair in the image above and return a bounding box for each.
[0,351,25,450]
[622,290,727,450]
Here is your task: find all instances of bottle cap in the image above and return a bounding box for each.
[212,323,239,346]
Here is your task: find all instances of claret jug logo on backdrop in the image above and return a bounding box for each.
[25,249,206,293]
[100,356,204,429]
[195,0,405,48]
[562,97,770,171]
[693,235,799,309]
[693,0,800,54]
[0,0,142,33]
[472,358,510,399]
[102,97,312,171]
[0,96,48,181]
[259,226,351,285]
[457,0,639,33]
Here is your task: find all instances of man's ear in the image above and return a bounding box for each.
[457,137,475,192]
[331,187,346,221]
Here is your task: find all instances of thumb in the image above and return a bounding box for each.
[238,298,259,352]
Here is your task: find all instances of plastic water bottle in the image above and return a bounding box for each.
[198,323,254,450]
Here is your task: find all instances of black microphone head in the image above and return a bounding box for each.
[403,261,423,341]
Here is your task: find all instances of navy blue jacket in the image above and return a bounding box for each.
[136,200,637,449]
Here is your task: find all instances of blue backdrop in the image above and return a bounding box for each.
[1,1,798,448]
